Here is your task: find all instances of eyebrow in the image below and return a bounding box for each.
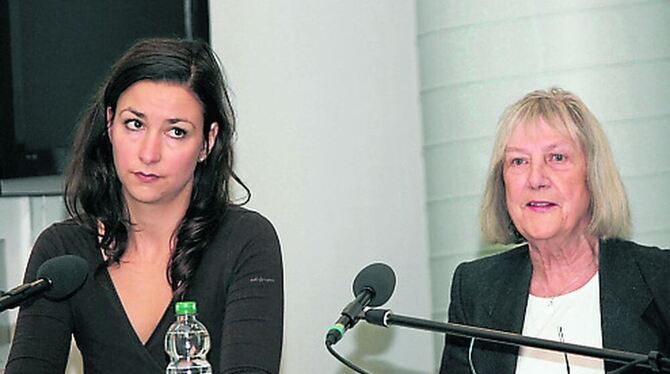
[505,143,570,153]
[119,107,146,119]
[119,107,196,127]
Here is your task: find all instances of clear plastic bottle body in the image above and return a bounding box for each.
[165,303,212,374]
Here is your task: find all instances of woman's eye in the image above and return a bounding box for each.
[551,153,565,162]
[123,119,143,130]
[510,158,525,166]
[168,127,187,138]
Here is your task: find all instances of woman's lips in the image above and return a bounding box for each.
[133,171,160,183]
[526,200,556,212]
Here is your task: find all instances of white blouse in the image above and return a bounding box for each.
[515,273,605,374]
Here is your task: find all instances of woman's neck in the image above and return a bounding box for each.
[123,199,189,262]
[528,235,599,298]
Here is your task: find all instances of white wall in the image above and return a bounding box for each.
[0,198,31,367]
[210,1,434,373]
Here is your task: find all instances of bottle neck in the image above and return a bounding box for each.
[176,314,196,322]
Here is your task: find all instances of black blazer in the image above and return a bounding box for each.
[440,239,670,374]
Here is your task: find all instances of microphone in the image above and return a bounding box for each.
[325,262,396,346]
[0,254,88,312]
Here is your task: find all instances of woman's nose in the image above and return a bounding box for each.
[528,161,550,189]
[138,132,161,164]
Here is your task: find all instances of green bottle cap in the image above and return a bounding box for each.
[175,301,197,315]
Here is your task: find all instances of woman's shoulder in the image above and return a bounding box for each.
[24,219,98,277]
[199,206,282,278]
[602,238,670,289]
[457,244,529,273]
[602,238,670,269]
[210,206,280,253]
[41,218,89,233]
[222,205,273,224]
[450,245,530,291]
[39,218,94,240]
[602,238,669,258]
[219,206,277,235]
[602,238,670,301]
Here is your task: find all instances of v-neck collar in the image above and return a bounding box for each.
[96,250,173,371]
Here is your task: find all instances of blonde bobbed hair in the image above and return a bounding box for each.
[480,87,632,244]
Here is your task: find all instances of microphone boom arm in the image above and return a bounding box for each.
[364,308,670,372]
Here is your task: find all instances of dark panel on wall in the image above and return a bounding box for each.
[0,0,17,178]
[1,0,210,180]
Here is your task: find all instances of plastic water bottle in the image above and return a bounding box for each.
[165,301,212,374]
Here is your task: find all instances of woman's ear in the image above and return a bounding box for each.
[106,107,114,136]
[200,122,219,161]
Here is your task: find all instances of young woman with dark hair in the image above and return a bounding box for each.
[5,38,283,374]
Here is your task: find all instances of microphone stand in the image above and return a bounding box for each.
[0,279,51,312]
[364,308,670,373]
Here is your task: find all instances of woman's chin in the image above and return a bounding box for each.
[520,228,564,244]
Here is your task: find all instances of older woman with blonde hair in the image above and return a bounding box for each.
[440,88,670,374]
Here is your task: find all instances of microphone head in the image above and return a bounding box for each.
[36,255,88,300]
[352,262,396,307]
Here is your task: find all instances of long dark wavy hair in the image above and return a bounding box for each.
[64,38,249,298]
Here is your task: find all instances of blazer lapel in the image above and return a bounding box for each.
[486,246,532,333]
[478,246,532,373]
[599,239,654,371]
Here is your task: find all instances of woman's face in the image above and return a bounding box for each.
[107,80,218,209]
[502,118,591,245]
